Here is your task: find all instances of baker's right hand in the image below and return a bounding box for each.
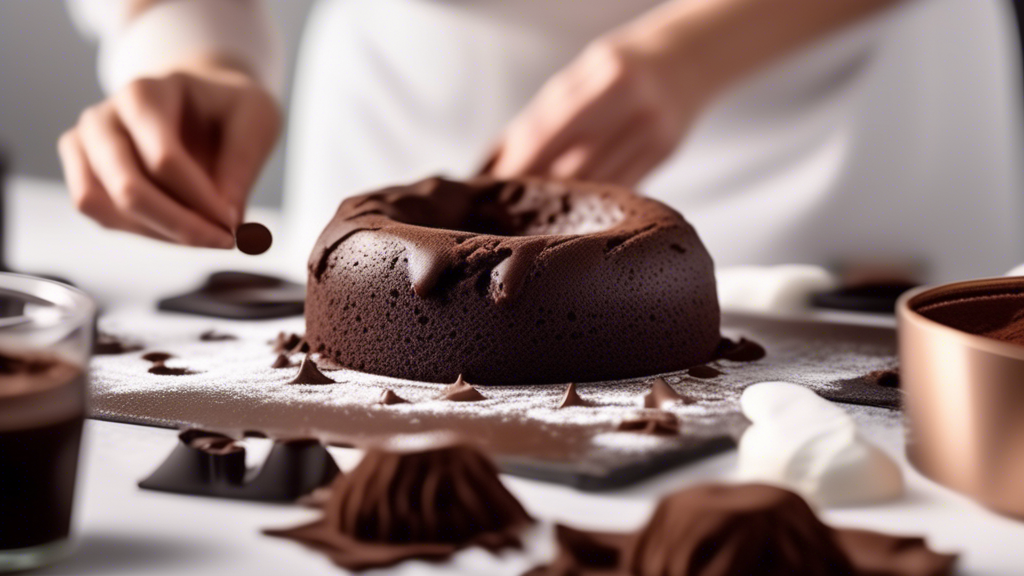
[57,67,280,248]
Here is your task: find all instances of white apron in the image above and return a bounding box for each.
[283,0,1024,283]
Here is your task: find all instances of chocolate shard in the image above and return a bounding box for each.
[617,412,680,436]
[93,332,143,355]
[139,430,340,503]
[272,332,303,354]
[642,378,692,409]
[200,329,237,342]
[557,382,589,409]
[264,441,532,570]
[271,354,294,369]
[716,337,766,362]
[378,389,409,405]
[439,374,485,402]
[289,356,336,385]
[142,351,174,364]
[686,365,722,379]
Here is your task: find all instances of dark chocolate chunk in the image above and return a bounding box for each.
[715,337,766,362]
[617,412,680,436]
[264,441,531,570]
[557,382,589,409]
[642,378,692,409]
[235,222,273,255]
[377,389,409,405]
[865,368,900,388]
[158,271,304,320]
[148,364,195,376]
[438,374,485,402]
[139,430,340,503]
[142,352,174,363]
[199,330,237,342]
[288,356,336,385]
[93,333,143,355]
[686,365,722,379]
[271,354,294,369]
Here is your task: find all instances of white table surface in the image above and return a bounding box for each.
[7,176,1024,576]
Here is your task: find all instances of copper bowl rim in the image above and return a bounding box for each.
[897,276,1024,360]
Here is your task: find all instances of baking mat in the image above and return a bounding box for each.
[88,306,898,490]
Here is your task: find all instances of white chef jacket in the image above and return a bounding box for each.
[70,0,1024,283]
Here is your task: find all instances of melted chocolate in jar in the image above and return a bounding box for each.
[0,352,84,551]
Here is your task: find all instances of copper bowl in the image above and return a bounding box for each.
[898,277,1024,518]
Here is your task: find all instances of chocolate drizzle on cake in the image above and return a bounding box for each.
[264,441,532,570]
[288,356,335,385]
[439,375,485,402]
[642,378,692,409]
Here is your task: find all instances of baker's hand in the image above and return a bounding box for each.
[489,35,708,186]
[57,66,280,247]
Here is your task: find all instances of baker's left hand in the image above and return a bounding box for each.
[488,34,709,186]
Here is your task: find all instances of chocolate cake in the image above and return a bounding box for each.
[306,177,720,384]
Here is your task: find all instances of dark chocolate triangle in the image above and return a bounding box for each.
[378,389,409,405]
[439,375,485,402]
[557,383,589,409]
[289,356,336,385]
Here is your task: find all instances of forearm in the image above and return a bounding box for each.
[66,0,283,96]
[616,0,908,100]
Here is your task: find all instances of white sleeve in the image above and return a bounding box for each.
[65,0,284,98]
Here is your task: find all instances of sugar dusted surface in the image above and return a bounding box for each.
[89,305,900,473]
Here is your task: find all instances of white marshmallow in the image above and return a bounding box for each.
[716,265,837,314]
[737,381,903,507]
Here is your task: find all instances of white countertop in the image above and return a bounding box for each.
[8,177,1024,576]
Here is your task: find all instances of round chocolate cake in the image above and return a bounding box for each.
[305,177,720,384]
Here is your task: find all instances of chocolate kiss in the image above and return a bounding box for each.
[378,389,409,405]
[557,383,589,409]
[289,356,336,385]
[642,378,691,409]
[617,412,680,436]
[271,354,293,369]
[439,375,485,402]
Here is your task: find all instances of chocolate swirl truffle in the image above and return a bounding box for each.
[266,439,532,570]
[305,176,720,384]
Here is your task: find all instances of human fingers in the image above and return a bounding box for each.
[75,105,236,248]
[57,129,168,241]
[113,77,238,229]
[214,88,281,218]
[586,120,675,186]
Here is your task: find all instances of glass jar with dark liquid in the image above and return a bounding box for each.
[0,274,94,572]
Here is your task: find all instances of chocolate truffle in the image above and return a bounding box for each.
[305,177,720,384]
[265,441,532,570]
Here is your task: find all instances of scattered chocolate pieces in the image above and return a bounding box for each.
[865,368,900,389]
[271,354,294,369]
[686,365,722,379]
[264,441,532,570]
[199,330,237,342]
[148,365,195,376]
[557,382,589,409]
[526,484,956,576]
[142,352,174,364]
[716,337,766,362]
[139,430,340,502]
[235,222,273,255]
[272,332,303,354]
[642,378,692,409]
[377,389,409,405]
[93,332,143,355]
[617,412,680,436]
[439,374,485,402]
[288,356,336,385]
